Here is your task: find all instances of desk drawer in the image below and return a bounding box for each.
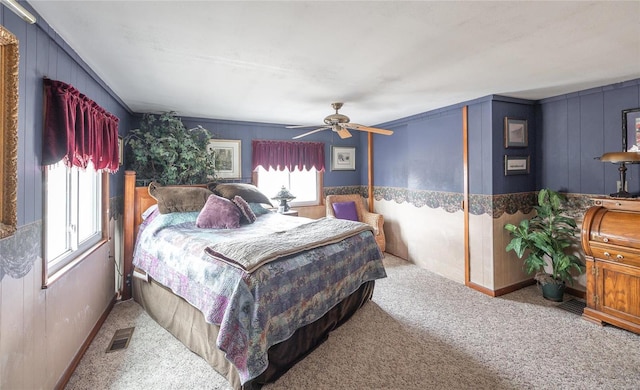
[589,245,640,268]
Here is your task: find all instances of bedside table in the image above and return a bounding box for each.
[279,210,298,217]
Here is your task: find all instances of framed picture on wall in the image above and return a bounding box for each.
[622,107,640,150]
[504,155,530,176]
[118,136,124,166]
[208,139,242,178]
[504,117,528,148]
[331,146,356,171]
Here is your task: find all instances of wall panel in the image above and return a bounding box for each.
[467,100,491,195]
[538,98,568,191]
[539,80,640,195]
[0,6,132,389]
[373,123,409,189]
[0,274,24,389]
[181,117,363,187]
[580,93,606,195]
[407,111,463,192]
[492,99,536,195]
[566,97,581,192]
[375,102,467,193]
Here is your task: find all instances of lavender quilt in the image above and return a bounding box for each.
[132,209,386,385]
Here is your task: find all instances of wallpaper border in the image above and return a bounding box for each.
[325,186,601,219]
[0,220,40,281]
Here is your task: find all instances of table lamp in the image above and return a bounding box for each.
[272,186,296,212]
[599,151,640,198]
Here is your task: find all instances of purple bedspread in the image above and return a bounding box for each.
[132,209,386,384]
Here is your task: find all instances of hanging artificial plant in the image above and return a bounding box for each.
[124,111,216,185]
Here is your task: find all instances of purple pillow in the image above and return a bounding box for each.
[196,194,241,229]
[332,201,359,221]
[232,195,256,224]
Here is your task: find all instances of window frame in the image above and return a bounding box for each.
[42,165,109,288]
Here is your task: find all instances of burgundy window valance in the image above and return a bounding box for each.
[43,78,120,172]
[252,139,325,172]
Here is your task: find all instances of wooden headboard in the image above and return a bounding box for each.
[122,171,207,300]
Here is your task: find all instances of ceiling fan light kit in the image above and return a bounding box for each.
[288,102,394,139]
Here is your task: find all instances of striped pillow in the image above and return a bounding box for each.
[232,195,257,224]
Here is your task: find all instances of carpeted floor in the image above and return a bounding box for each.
[66,254,640,390]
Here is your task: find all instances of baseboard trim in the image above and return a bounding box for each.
[468,279,585,299]
[466,281,497,296]
[566,286,585,299]
[494,279,536,297]
[467,279,536,297]
[54,294,117,390]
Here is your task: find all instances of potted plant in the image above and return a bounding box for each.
[504,189,584,301]
[124,111,216,185]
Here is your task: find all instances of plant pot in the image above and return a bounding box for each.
[541,281,565,302]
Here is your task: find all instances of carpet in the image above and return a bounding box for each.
[66,254,640,390]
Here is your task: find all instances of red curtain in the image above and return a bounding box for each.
[252,139,325,172]
[43,78,120,172]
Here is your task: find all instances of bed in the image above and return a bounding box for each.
[122,171,386,389]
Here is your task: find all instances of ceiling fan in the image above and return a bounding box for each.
[287,102,394,139]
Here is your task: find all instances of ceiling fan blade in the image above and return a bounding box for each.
[286,124,323,129]
[337,128,352,139]
[347,123,394,136]
[292,127,330,139]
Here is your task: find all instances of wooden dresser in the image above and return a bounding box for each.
[581,198,640,334]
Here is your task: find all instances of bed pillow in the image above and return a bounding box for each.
[141,204,158,220]
[148,182,213,214]
[249,202,272,216]
[232,195,257,224]
[196,194,241,229]
[332,201,359,221]
[210,183,273,206]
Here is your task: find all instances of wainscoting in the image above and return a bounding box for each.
[372,188,594,294]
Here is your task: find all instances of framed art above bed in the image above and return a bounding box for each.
[208,139,241,178]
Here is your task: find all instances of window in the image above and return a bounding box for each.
[256,166,322,207]
[44,162,106,284]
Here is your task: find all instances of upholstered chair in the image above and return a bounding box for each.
[325,194,386,252]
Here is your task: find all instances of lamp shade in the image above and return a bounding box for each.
[599,152,640,163]
[599,151,640,198]
[272,186,296,201]
[272,186,296,212]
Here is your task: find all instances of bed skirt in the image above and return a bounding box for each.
[133,277,375,389]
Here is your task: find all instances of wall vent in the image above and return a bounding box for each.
[106,327,134,353]
[556,299,586,316]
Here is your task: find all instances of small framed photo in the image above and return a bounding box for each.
[504,155,530,176]
[331,146,356,171]
[504,117,528,148]
[208,139,242,178]
[118,136,124,166]
[622,107,640,150]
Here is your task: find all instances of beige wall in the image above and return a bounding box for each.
[376,199,465,283]
[469,211,531,290]
[378,199,532,291]
[377,199,585,293]
[0,222,115,389]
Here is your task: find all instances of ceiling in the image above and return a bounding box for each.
[28,1,640,127]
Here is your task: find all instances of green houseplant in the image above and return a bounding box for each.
[124,112,216,185]
[504,189,584,301]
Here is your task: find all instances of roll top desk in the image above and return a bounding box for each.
[581,198,640,334]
